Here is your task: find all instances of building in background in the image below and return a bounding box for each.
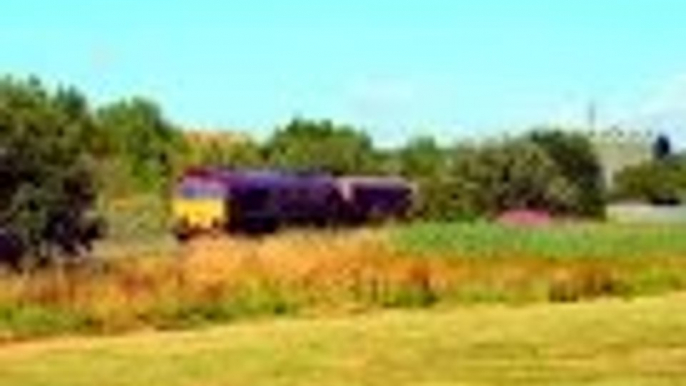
[183,129,251,147]
[586,128,664,189]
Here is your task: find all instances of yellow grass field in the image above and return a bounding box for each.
[2,293,686,386]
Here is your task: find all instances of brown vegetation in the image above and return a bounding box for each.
[4,227,684,342]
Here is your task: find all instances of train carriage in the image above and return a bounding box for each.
[171,168,416,240]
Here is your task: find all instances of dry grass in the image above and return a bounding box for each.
[1,227,686,340]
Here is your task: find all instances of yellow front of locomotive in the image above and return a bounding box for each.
[171,176,228,240]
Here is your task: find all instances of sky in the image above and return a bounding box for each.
[1,0,686,146]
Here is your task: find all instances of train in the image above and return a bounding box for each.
[171,167,417,240]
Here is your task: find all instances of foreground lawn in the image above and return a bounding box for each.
[2,294,686,386]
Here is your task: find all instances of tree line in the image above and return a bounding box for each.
[2,75,681,266]
[614,154,686,205]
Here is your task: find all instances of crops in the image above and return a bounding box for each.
[393,221,686,259]
[2,222,686,341]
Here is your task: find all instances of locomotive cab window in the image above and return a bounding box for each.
[177,180,225,199]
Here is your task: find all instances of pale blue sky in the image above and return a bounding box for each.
[2,0,686,146]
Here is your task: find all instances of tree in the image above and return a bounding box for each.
[181,133,264,170]
[397,136,449,218]
[0,76,100,265]
[53,87,112,159]
[653,133,672,160]
[442,139,578,219]
[95,97,182,194]
[614,156,686,205]
[398,136,445,178]
[265,118,376,174]
[528,129,606,217]
[207,140,263,168]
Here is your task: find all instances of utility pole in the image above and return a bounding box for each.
[586,101,598,131]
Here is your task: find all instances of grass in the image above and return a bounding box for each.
[3,223,686,340]
[98,194,171,244]
[391,221,686,259]
[0,231,442,339]
[2,293,686,385]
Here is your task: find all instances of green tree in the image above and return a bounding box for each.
[398,136,445,178]
[528,129,606,217]
[397,136,449,218]
[185,138,264,169]
[265,118,376,174]
[95,97,182,194]
[614,156,686,205]
[444,139,578,219]
[0,76,99,264]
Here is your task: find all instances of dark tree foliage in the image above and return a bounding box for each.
[653,134,672,161]
[0,77,101,266]
[445,139,578,218]
[614,156,686,205]
[396,136,450,218]
[528,130,606,217]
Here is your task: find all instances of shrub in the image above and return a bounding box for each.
[0,77,100,264]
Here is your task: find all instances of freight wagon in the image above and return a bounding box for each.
[171,168,416,240]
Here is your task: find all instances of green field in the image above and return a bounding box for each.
[391,222,686,259]
[97,218,686,261]
[2,293,686,386]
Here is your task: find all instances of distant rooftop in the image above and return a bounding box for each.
[183,129,251,146]
[585,128,657,142]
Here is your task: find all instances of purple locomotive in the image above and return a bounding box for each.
[171,168,416,240]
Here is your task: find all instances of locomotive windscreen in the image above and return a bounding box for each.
[177,179,225,199]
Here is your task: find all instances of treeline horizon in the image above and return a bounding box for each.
[2,74,686,265]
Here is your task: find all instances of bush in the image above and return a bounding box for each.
[614,157,686,204]
[528,130,606,217]
[0,77,100,264]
